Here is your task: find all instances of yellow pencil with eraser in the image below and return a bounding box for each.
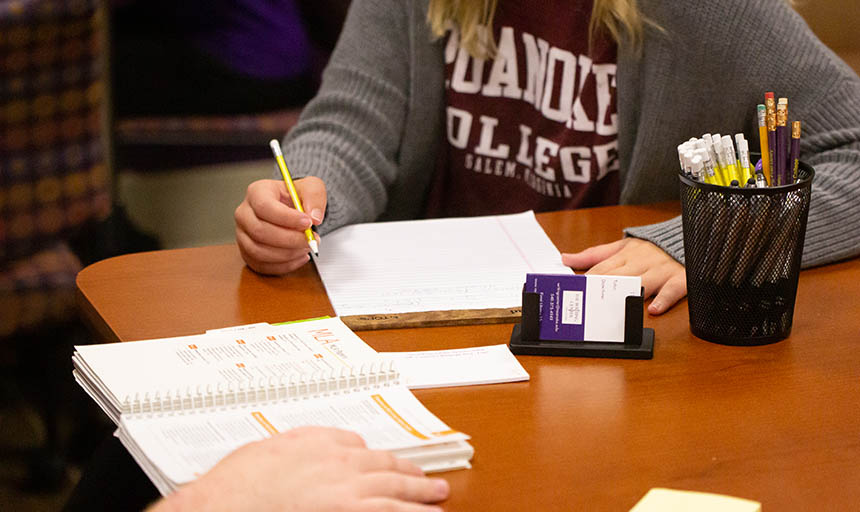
[269,139,319,256]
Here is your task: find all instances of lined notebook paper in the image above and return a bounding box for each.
[314,211,572,317]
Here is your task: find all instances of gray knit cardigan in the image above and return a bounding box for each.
[282,0,860,267]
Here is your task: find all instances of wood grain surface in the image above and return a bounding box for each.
[76,203,860,510]
[340,307,522,330]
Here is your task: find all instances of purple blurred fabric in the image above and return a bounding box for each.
[182,0,312,78]
[178,0,313,79]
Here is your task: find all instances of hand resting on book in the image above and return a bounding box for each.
[148,426,450,512]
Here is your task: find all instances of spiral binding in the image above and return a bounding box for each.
[121,360,399,416]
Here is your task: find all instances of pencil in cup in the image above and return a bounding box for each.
[750,194,805,287]
[756,104,772,186]
[713,192,750,286]
[790,121,802,182]
[678,164,813,345]
[269,139,319,256]
[700,192,731,277]
[765,94,777,186]
[775,102,789,186]
[728,194,771,288]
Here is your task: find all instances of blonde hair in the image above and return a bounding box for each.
[427,0,648,59]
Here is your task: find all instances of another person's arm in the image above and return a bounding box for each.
[148,426,449,512]
[564,1,860,315]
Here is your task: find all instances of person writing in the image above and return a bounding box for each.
[235,0,860,314]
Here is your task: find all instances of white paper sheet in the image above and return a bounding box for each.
[314,211,572,316]
[382,344,530,389]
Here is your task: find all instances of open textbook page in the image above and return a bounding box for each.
[313,211,572,316]
[73,318,382,423]
[73,318,475,495]
[118,386,473,495]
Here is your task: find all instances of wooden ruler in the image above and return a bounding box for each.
[340,307,522,331]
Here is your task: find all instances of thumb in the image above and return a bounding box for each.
[296,177,327,225]
[561,239,628,270]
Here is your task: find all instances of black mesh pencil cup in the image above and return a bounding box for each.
[679,164,813,345]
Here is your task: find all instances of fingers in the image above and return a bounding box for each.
[635,259,679,297]
[357,474,450,503]
[248,181,314,231]
[236,226,308,258]
[647,271,687,315]
[356,499,444,512]
[235,181,311,244]
[237,241,310,275]
[562,237,688,315]
[357,498,444,512]
[586,252,628,276]
[235,206,313,274]
[347,449,424,477]
[283,426,367,448]
[235,178,327,275]
[242,177,326,231]
[296,177,327,226]
[561,239,629,270]
[593,256,686,315]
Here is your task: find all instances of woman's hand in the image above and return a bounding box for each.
[234,177,326,275]
[150,426,450,512]
[562,238,687,315]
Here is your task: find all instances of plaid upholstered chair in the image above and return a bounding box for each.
[1,0,111,488]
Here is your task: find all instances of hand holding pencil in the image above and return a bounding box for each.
[234,142,326,275]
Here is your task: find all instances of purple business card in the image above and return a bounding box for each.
[525,273,641,343]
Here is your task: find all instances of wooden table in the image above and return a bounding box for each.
[76,204,860,510]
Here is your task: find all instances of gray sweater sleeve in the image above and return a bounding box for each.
[625,0,860,269]
[279,0,412,234]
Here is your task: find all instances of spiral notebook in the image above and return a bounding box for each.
[73,318,473,496]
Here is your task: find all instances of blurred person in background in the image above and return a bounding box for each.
[110,0,350,116]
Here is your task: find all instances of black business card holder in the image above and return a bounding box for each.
[509,288,654,359]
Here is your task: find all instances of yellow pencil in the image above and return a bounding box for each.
[757,104,771,186]
[269,139,319,256]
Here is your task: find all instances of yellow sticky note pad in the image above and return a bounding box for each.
[630,488,761,512]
